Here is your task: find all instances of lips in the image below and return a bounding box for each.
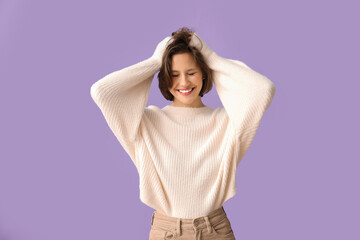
[177,87,194,96]
[177,88,193,91]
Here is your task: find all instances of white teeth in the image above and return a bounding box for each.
[178,88,193,93]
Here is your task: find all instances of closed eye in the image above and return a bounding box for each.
[172,73,196,77]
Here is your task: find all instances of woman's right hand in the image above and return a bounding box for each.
[150,35,174,65]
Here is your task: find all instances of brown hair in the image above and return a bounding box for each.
[158,27,213,101]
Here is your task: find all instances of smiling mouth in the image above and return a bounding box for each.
[177,87,195,95]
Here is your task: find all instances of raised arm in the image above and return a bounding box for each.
[90,35,173,163]
[189,33,276,162]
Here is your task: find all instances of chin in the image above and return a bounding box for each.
[178,97,201,106]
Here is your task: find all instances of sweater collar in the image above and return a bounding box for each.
[162,104,213,116]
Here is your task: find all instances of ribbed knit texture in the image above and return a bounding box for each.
[90,33,276,218]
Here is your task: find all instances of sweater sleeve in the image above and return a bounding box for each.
[90,36,173,164]
[189,33,276,162]
[90,57,159,162]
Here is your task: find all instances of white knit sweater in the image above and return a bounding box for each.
[90,33,276,218]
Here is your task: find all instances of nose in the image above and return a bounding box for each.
[178,74,191,86]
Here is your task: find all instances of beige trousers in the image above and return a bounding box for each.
[149,206,236,240]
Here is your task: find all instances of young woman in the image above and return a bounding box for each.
[90,27,276,240]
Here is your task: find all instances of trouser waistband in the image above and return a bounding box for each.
[151,206,227,236]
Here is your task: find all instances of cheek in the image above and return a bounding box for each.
[170,79,178,90]
[195,77,203,87]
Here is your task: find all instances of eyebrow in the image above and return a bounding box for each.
[171,68,197,72]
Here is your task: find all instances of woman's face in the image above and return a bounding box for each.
[168,52,205,108]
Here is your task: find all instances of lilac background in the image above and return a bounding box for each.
[1,0,359,239]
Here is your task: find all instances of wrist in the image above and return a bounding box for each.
[148,55,162,69]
